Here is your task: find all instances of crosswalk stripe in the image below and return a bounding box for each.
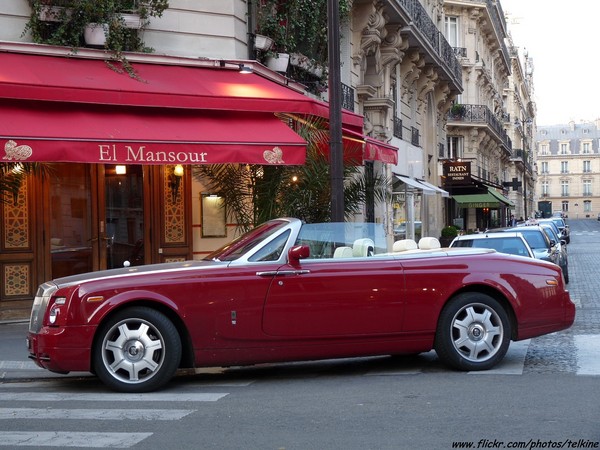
[0,392,228,402]
[0,408,195,420]
[0,431,152,448]
[468,339,531,375]
[575,335,600,375]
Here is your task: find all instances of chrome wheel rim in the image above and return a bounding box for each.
[450,303,504,363]
[101,318,165,384]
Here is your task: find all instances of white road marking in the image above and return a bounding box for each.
[0,392,228,402]
[0,431,151,448]
[575,334,600,375]
[468,339,531,375]
[0,408,195,421]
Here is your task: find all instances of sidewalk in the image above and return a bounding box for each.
[0,320,91,382]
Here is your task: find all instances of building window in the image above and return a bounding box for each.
[562,200,569,212]
[559,143,569,155]
[582,142,591,154]
[560,161,569,173]
[447,136,463,159]
[584,200,592,212]
[583,160,591,173]
[561,180,569,197]
[445,16,459,47]
[541,161,549,174]
[541,181,549,197]
[540,144,550,155]
[583,179,592,196]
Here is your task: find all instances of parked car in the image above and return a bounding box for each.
[493,225,569,283]
[28,218,575,392]
[549,217,570,244]
[394,220,422,240]
[536,219,563,242]
[449,232,534,258]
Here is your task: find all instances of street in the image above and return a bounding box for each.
[1,219,599,449]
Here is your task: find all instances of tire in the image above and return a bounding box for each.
[93,307,182,392]
[434,293,510,371]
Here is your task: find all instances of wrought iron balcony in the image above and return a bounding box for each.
[448,104,512,150]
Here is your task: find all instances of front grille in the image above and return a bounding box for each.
[29,282,58,333]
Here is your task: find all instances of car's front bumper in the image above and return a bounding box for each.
[27,325,95,374]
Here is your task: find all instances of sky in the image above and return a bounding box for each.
[500,0,600,126]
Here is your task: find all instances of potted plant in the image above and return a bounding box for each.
[24,0,169,77]
[255,0,349,77]
[450,103,467,119]
[439,225,459,247]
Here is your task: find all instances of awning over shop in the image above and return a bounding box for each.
[0,100,306,165]
[0,52,364,130]
[0,51,374,165]
[416,179,450,197]
[452,187,514,208]
[393,174,437,195]
[488,187,515,207]
[364,137,398,165]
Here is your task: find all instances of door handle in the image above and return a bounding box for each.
[256,270,311,277]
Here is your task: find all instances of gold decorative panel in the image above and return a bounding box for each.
[3,263,30,297]
[164,167,185,244]
[164,257,185,263]
[3,178,30,249]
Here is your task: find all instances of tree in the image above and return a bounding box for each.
[194,116,388,234]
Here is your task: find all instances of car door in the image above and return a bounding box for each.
[261,255,405,337]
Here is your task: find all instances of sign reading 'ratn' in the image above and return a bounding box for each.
[443,161,472,185]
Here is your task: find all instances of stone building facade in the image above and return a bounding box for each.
[536,121,600,219]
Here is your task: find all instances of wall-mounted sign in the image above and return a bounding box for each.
[443,161,472,185]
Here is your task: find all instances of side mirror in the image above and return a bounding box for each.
[288,245,310,264]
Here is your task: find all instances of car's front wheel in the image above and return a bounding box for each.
[93,307,182,392]
[435,293,510,371]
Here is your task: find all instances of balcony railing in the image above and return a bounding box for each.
[341,83,354,112]
[393,117,403,139]
[411,127,420,147]
[397,0,462,86]
[448,104,512,150]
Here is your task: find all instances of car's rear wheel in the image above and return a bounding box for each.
[93,307,181,392]
[435,293,510,371]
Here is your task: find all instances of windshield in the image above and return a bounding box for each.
[203,219,290,262]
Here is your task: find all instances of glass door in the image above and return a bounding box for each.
[49,164,93,278]
[104,165,145,269]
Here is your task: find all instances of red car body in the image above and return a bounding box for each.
[28,218,575,392]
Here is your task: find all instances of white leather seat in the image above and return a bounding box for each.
[393,239,418,252]
[333,246,353,258]
[418,237,441,250]
[352,238,375,257]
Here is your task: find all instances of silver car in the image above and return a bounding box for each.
[450,232,534,258]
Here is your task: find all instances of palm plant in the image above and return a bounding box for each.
[0,162,53,204]
[194,116,388,234]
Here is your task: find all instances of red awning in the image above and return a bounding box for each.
[0,52,364,131]
[363,137,398,165]
[0,100,306,165]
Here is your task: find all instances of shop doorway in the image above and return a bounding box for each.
[47,163,191,281]
[48,163,147,278]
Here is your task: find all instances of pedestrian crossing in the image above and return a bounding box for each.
[0,335,598,448]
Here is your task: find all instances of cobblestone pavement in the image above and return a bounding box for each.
[524,218,600,373]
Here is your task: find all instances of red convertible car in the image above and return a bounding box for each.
[28,218,575,392]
